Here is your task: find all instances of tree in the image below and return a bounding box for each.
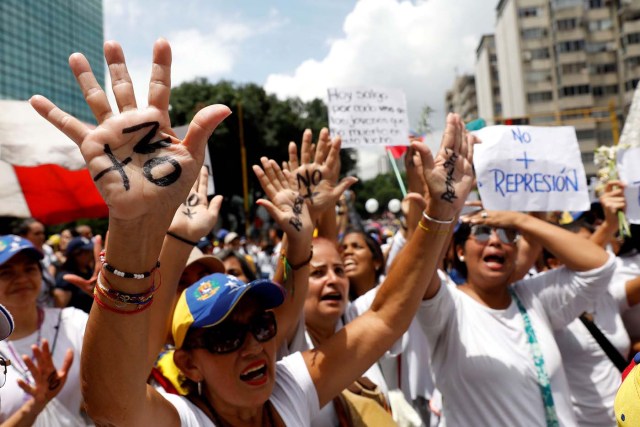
[169,79,357,231]
[416,104,435,135]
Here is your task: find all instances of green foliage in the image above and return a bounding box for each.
[169,78,357,230]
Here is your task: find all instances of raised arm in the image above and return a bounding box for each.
[304,113,476,407]
[30,39,230,426]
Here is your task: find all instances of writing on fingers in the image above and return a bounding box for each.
[47,371,61,391]
[182,193,200,219]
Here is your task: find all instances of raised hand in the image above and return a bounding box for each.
[61,234,103,294]
[168,166,223,243]
[29,39,230,222]
[411,113,478,220]
[16,340,74,412]
[253,157,313,240]
[283,128,357,219]
[600,180,626,228]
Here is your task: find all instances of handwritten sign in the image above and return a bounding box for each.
[472,126,590,211]
[617,146,640,224]
[327,87,409,147]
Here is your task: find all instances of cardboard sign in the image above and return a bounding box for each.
[327,87,409,147]
[472,125,590,211]
[617,146,640,224]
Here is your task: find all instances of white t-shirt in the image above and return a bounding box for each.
[418,256,615,427]
[608,252,640,341]
[0,307,88,423]
[553,290,629,427]
[163,352,319,426]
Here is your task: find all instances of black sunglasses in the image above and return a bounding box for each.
[187,311,277,354]
[470,225,519,244]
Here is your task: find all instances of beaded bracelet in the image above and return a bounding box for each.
[99,250,160,279]
[422,211,455,225]
[95,271,158,307]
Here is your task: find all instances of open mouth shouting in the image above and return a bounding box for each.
[482,252,506,271]
[239,360,269,386]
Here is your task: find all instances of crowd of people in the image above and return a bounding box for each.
[0,38,639,427]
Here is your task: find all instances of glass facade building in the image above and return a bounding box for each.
[0,0,103,123]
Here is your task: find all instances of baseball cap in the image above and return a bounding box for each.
[0,304,14,341]
[172,273,286,349]
[0,235,43,267]
[216,229,229,241]
[66,237,93,256]
[224,232,240,245]
[185,247,224,274]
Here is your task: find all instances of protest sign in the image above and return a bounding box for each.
[472,125,590,212]
[327,87,409,147]
[616,146,640,224]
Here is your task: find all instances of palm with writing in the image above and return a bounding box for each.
[412,113,478,220]
[283,128,357,220]
[168,166,223,242]
[29,39,230,222]
[253,157,313,241]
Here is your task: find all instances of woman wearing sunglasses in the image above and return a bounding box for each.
[418,209,615,426]
[30,38,476,426]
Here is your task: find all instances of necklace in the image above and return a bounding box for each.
[2,308,44,384]
[199,393,276,427]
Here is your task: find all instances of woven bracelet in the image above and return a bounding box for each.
[95,271,158,307]
[99,250,160,279]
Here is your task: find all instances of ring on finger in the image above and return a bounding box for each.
[481,211,488,219]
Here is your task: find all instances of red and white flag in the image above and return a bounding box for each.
[0,100,107,225]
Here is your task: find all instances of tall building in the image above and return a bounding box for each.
[490,0,640,175]
[0,0,104,124]
[475,34,502,125]
[445,74,478,123]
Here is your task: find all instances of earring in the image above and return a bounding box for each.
[197,381,202,396]
[458,255,465,262]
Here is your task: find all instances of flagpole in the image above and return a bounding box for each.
[237,101,250,236]
[386,148,407,197]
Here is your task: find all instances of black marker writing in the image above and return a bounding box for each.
[47,371,61,391]
[289,195,305,231]
[296,169,322,204]
[143,156,182,187]
[93,144,133,190]
[441,149,458,203]
[123,121,172,154]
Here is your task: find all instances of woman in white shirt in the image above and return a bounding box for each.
[30,38,476,426]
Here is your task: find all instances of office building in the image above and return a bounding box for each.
[0,0,104,123]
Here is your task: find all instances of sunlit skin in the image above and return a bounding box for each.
[174,298,278,425]
[223,256,249,283]
[305,239,350,344]
[339,232,379,298]
[457,229,518,309]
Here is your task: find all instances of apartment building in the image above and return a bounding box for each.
[445,74,478,123]
[475,34,503,124]
[490,0,640,175]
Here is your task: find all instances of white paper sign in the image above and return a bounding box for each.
[472,125,590,211]
[327,87,409,147]
[617,146,640,224]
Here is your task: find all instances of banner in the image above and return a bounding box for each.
[472,125,590,212]
[327,87,409,147]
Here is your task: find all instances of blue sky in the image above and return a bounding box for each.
[104,0,496,178]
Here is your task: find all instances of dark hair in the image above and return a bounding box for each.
[13,218,39,237]
[451,222,472,279]
[216,249,257,282]
[342,229,385,279]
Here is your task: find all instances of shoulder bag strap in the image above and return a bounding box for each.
[579,312,628,372]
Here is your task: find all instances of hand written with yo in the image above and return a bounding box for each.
[29,39,230,221]
[282,128,357,217]
[253,157,312,237]
[169,166,223,243]
[16,340,74,409]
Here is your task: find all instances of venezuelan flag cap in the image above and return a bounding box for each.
[172,273,286,349]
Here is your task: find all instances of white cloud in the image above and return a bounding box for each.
[264,0,495,132]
